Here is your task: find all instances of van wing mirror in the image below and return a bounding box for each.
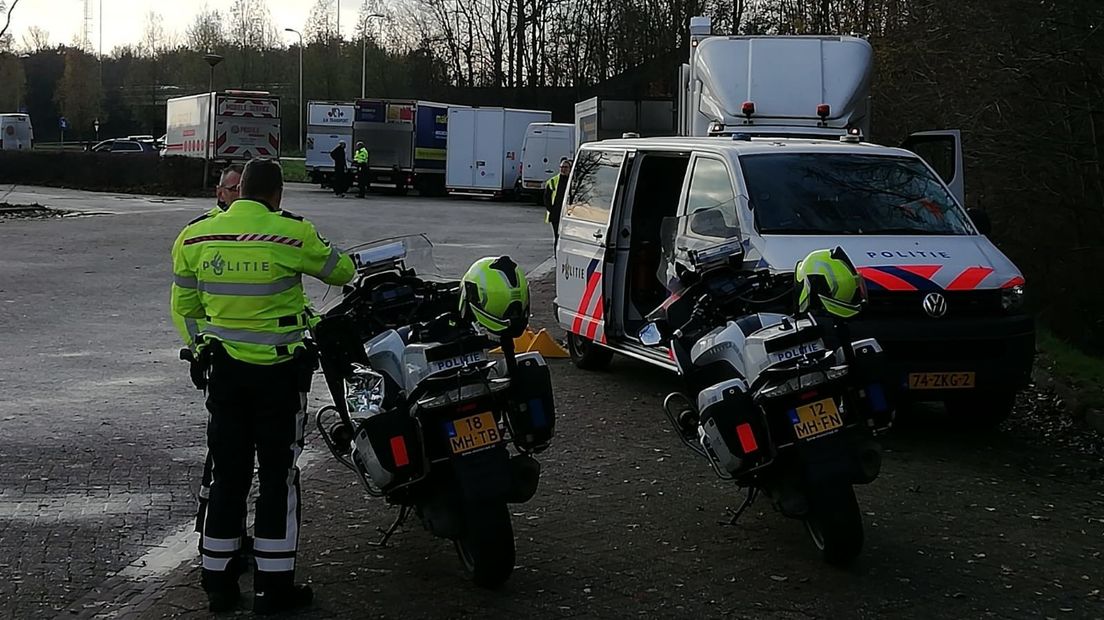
[638,322,664,346]
[902,130,965,205]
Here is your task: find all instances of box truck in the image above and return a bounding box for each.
[519,122,575,201]
[0,113,33,150]
[352,99,454,195]
[164,91,281,162]
[574,98,676,150]
[677,21,873,139]
[306,101,355,185]
[445,107,551,198]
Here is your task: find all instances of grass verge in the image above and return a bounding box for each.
[1037,330,1104,410]
[281,158,309,183]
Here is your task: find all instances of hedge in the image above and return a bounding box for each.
[0,151,212,197]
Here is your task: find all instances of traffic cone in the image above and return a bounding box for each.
[490,328,569,358]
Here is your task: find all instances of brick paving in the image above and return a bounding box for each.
[131,277,1104,619]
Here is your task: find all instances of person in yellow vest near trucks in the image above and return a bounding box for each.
[353,141,370,198]
[171,158,355,614]
[543,157,572,243]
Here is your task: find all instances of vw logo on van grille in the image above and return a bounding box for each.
[922,292,948,318]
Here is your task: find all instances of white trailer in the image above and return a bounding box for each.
[519,122,575,200]
[0,113,33,150]
[445,107,551,198]
[165,91,281,161]
[306,101,354,185]
[678,18,873,138]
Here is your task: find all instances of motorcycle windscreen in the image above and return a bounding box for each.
[657,205,746,288]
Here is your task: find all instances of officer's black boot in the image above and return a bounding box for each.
[253,584,314,616]
[202,572,241,613]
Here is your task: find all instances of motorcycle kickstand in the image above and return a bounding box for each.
[368,505,411,547]
[720,488,759,526]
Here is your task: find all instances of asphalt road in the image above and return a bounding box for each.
[0,184,552,619]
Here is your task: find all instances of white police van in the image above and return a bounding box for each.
[553,21,1033,426]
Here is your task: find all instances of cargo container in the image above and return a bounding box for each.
[164,91,280,162]
[306,101,355,185]
[352,99,455,195]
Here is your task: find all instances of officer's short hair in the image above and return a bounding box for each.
[240,159,283,198]
[219,164,244,186]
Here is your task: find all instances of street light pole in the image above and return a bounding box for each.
[284,29,304,154]
[360,13,384,98]
[202,53,224,189]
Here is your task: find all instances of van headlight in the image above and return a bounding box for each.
[1001,284,1026,313]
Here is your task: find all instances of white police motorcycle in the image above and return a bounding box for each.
[641,209,895,565]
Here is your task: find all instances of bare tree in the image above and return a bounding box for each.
[0,0,20,42]
[20,25,49,52]
[186,8,225,52]
[141,11,166,57]
[306,0,339,43]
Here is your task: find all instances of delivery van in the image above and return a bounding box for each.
[518,122,574,202]
[0,114,33,150]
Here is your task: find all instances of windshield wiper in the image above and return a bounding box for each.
[857,227,959,235]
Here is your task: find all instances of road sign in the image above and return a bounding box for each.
[58,117,70,130]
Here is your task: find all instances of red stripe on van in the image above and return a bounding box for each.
[947,266,994,290]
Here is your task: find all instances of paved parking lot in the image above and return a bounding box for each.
[0,184,552,619]
[1,184,1102,619]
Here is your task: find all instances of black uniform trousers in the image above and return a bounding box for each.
[200,351,307,593]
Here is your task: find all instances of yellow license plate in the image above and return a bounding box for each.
[908,372,976,390]
[447,412,502,455]
[791,398,843,440]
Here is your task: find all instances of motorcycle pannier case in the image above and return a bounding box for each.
[352,409,427,492]
[698,379,773,475]
[848,338,895,432]
[506,352,556,452]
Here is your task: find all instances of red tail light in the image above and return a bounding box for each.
[735,423,759,453]
[816,103,831,118]
[390,436,410,467]
[741,101,756,117]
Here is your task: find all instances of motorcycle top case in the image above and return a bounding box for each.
[352,408,427,493]
[697,378,773,476]
[506,352,556,452]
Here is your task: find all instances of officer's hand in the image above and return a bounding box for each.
[189,361,208,391]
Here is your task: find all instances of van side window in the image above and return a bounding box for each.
[686,158,736,214]
[565,150,624,223]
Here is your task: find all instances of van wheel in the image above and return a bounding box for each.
[944,391,1017,430]
[568,332,613,370]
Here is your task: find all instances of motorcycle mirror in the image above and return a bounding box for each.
[638,322,664,346]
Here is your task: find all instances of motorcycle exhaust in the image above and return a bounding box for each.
[853,439,882,485]
[662,393,708,459]
[505,454,541,504]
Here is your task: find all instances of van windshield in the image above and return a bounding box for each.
[741,153,974,235]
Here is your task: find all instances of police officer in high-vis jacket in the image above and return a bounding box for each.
[543,157,572,242]
[171,158,355,614]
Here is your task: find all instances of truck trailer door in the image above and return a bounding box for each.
[903,130,965,205]
[556,148,626,346]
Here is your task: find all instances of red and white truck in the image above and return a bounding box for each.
[164,91,281,162]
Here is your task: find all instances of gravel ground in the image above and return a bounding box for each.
[137,274,1104,619]
[0,203,73,220]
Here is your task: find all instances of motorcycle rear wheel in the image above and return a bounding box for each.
[803,484,864,566]
[454,502,515,588]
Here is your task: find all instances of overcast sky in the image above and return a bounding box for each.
[6,0,369,51]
